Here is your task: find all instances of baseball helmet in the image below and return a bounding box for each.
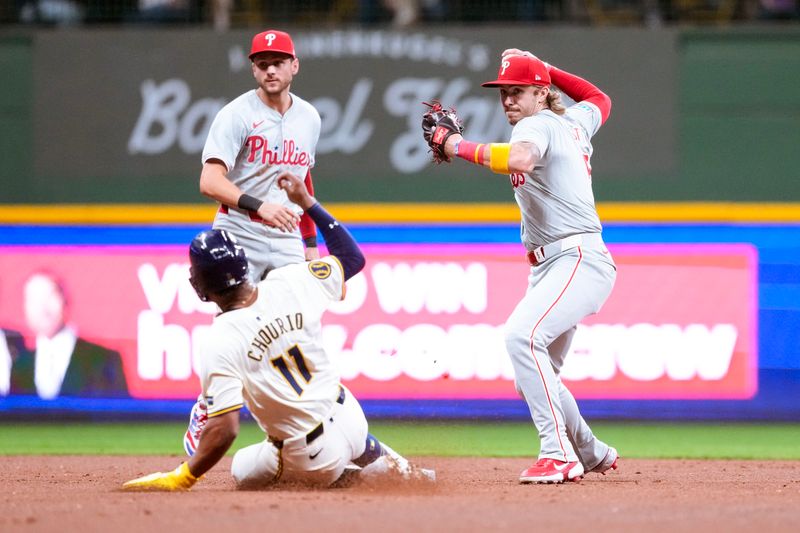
[189,229,249,301]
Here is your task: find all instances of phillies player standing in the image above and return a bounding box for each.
[184,29,322,455]
[201,28,320,279]
[123,173,434,491]
[421,51,619,483]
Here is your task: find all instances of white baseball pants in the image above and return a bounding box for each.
[504,245,616,467]
[230,386,369,488]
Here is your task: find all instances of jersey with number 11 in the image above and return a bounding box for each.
[198,257,346,440]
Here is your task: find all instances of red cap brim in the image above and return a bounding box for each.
[249,50,295,60]
[482,79,534,87]
[482,79,551,88]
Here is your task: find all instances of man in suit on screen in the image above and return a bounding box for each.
[9,271,129,399]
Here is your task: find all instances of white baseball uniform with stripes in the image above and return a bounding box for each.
[198,257,370,487]
[202,90,321,281]
[504,101,616,468]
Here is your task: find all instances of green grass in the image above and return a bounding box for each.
[1,421,799,459]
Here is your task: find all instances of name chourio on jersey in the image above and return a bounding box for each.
[247,313,305,361]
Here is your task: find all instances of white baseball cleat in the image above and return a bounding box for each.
[381,443,436,482]
[360,455,436,483]
[419,468,437,482]
[359,443,436,483]
[519,458,584,484]
[588,446,619,475]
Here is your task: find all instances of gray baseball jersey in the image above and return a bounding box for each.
[509,102,603,250]
[202,90,321,279]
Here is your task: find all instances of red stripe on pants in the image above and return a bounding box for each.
[527,247,583,462]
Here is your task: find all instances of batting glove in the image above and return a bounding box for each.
[122,462,199,492]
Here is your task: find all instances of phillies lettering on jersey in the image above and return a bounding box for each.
[510,173,526,188]
[202,90,321,211]
[246,137,311,167]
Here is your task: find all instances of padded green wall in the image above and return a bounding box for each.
[1,29,798,204]
[679,31,800,201]
[0,35,32,202]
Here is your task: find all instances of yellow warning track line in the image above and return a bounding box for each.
[1,203,800,224]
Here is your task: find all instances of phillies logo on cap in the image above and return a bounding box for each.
[481,55,551,88]
[249,29,296,60]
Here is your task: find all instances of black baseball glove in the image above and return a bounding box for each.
[421,101,464,164]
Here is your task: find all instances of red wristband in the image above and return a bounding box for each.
[456,140,481,164]
[476,143,488,164]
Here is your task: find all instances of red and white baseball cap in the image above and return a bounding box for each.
[482,55,551,88]
[249,30,296,60]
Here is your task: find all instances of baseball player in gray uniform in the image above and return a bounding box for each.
[124,173,434,491]
[185,29,322,454]
[422,50,619,483]
[200,28,321,281]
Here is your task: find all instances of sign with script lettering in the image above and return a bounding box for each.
[31,28,677,202]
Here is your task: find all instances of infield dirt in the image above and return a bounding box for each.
[1,456,798,532]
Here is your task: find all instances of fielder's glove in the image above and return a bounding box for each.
[122,462,199,492]
[421,101,464,164]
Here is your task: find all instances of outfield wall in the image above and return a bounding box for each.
[0,25,798,420]
[1,27,799,203]
[1,222,798,421]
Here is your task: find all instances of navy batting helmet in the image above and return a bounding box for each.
[189,229,249,301]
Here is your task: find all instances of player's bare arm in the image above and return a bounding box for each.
[279,172,366,280]
[187,410,240,477]
[442,134,540,174]
[278,172,317,211]
[255,203,301,233]
[200,159,300,233]
[122,398,240,491]
[423,98,544,175]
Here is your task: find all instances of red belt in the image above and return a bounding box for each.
[526,234,601,267]
[218,204,265,224]
[526,250,544,267]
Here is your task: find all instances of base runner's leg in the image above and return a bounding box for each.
[230,439,282,489]
[335,387,435,482]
